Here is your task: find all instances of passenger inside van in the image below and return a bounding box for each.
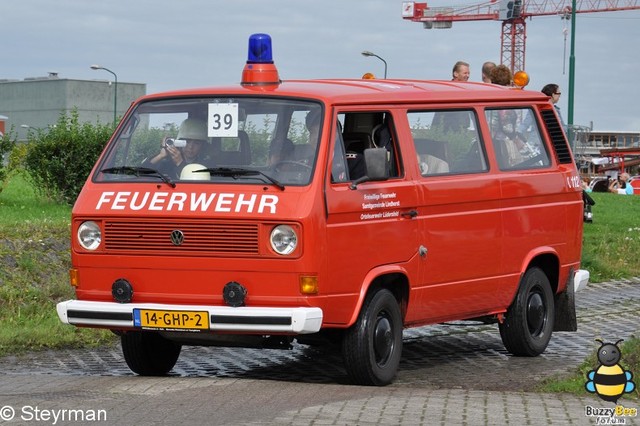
[413,138,450,175]
[141,117,212,179]
[408,111,487,174]
[268,137,295,166]
[269,109,320,176]
[490,109,525,169]
[418,154,449,175]
[293,109,321,165]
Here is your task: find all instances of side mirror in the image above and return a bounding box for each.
[364,148,389,180]
[350,148,389,189]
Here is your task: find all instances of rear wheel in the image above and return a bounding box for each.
[121,331,181,376]
[342,289,403,386]
[499,267,554,356]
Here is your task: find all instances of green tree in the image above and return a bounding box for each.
[23,110,114,205]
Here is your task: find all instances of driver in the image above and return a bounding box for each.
[294,109,321,165]
[268,137,294,166]
[269,108,321,168]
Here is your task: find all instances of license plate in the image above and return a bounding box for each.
[133,309,209,331]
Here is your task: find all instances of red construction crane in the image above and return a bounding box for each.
[401,0,640,74]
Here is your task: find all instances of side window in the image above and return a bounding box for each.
[407,110,487,175]
[485,108,551,170]
[336,111,401,182]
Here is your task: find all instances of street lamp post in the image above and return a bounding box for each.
[20,124,33,139]
[90,64,118,126]
[361,51,387,79]
[20,124,43,141]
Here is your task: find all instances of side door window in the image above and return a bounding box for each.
[485,108,551,170]
[407,110,487,175]
[332,111,402,182]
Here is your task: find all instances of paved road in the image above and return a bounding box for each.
[0,279,638,425]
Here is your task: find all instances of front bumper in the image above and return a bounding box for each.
[56,300,323,334]
[574,269,590,292]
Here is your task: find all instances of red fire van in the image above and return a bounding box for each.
[57,34,589,385]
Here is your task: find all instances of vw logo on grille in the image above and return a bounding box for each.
[170,230,185,246]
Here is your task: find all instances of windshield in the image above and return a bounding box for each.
[95,97,323,186]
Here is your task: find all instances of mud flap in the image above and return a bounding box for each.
[553,272,577,332]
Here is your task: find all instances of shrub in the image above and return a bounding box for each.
[23,110,114,205]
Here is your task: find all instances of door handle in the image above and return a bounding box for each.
[401,209,418,219]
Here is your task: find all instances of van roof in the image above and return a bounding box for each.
[142,79,551,106]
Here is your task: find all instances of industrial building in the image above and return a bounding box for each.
[0,73,145,140]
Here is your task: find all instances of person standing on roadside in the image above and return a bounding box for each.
[482,61,496,83]
[519,83,563,136]
[433,61,471,132]
[451,61,470,82]
[489,64,512,86]
[541,83,567,134]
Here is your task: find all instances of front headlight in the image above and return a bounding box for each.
[78,221,102,250]
[270,225,297,255]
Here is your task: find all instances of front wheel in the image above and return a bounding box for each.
[499,267,554,356]
[342,289,403,386]
[121,331,182,376]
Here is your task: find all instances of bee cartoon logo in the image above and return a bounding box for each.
[585,339,636,403]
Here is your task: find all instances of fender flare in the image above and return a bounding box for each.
[344,264,409,328]
[503,246,560,308]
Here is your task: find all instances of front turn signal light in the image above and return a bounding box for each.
[69,269,79,287]
[299,276,318,295]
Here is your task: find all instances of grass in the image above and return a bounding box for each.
[0,172,70,228]
[0,173,114,356]
[0,172,639,392]
[581,191,640,281]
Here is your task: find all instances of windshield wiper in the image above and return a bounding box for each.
[196,167,285,191]
[100,166,176,188]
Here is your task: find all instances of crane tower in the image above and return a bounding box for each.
[402,0,640,73]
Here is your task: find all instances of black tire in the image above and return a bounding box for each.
[121,331,182,376]
[499,267,554,356]
[342,289,403,386]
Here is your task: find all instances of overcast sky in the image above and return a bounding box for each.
[3,0,639,131]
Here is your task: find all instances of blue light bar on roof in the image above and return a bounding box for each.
[247,33,273,64]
